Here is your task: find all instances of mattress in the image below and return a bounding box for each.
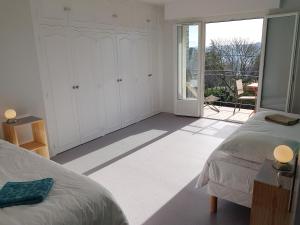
[0,140,128,225]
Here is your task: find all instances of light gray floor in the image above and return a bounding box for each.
[142,177,250,225]
[53,113,250,225]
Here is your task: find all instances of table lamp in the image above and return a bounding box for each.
[4,109,17,124]
[273,145,294,171]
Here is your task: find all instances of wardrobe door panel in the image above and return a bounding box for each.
[150,34,160,114]
[97,34,122,133]
[134,35,152,120]
[111,0,134,28]
[134,3,150,30]
[70,30,105,142]
[35,0,69,26]
[117,34,137,126]
[94,0,115,25]
[69,0,97,25]
[39,26,80,153]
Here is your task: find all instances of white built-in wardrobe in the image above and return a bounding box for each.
[31,0,161,155]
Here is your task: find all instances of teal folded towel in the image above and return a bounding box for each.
[0,178,54,208]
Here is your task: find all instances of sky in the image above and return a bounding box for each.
[189,18,264,48]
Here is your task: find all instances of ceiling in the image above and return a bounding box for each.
[137,0,178,5]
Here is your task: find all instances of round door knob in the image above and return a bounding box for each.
[72,85,76,89]
[76,85,79,89]
[119,78,123,82]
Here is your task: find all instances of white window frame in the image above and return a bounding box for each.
[173,13,274,117]
[257,12,300,113]
[174,23,203,117]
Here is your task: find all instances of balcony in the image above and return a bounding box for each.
[203,104,254,123]
[187,71,259,123]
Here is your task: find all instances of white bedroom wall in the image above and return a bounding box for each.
[0,0,45,139]
[165,0,280,20]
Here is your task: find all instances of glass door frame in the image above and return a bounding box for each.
[175,15,266,118]
[201,16,264,118]
[257,12,300,113]
[174,22,205,117]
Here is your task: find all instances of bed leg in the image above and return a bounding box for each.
[210,195,218,213]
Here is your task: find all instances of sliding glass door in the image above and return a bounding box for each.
[258,13,299,112]
[175,23,204,117]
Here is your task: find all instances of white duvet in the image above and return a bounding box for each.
[0,140,128,225]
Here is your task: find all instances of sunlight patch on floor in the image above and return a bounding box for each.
[203,106,254,123]
[62,129,167,174]
[87,120,240,225]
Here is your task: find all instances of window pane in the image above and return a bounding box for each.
[261,16,296,111]
[291,18,300,114]
[177,25,199,100]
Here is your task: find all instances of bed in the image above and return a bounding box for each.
[197,111,300,211]
[0,139,128,225]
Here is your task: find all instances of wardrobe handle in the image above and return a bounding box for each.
[119,78,123,82]
[148,74,152,77]
[63,6,71,11]
[72,85,76,89]
[76,85,79,89]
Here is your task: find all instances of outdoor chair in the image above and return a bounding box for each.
[233,79,257,114]
[204,95,220,112]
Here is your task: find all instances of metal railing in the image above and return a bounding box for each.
[186,70,259,109]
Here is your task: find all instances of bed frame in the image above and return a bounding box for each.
[210,196,218,213]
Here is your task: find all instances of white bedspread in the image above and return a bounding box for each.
[0,140,128,225]
[197,111,300,189]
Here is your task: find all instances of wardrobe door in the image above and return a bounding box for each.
[97,33,122,133]
[33,0,69,26]
[68,0,97,26]
[260,15,298,112]
[117,34,137,127]
[70,29,105,143]
[39,26,80,154]
[134,34,152,120]
[149,33,160,114]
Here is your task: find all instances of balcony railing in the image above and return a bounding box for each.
[186,70,259,110]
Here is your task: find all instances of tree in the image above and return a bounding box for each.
[206,38,261,77]
[205,38,261,100]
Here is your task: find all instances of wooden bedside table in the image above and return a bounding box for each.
[2,116,50,159]
[250,159,293,225]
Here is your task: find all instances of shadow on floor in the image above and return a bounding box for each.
[142,176,250,225]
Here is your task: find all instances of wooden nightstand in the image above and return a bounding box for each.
[250,159,293,225]
[2,116,50,159]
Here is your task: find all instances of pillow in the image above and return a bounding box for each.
[219,132,300,163]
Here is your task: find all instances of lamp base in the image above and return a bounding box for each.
[272,161,292,171]
[6,119,17,124]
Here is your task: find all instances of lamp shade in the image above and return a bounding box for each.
[4,109,16,120]
[273,145,294,163]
